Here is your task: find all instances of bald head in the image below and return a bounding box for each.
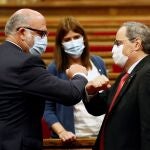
[15,8,42,16]
[5,8,46,36]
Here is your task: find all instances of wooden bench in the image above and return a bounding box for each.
[43,137,96,150]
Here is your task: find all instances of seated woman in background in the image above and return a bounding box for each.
[43,16,107,142]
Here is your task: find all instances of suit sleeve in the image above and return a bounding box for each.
[44,100,58,127]
[82,89,110,116]
[43,62,60,127]
[138,69,150,150]
[19,56,88,106]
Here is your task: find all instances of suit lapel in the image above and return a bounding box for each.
[109,73,134,112]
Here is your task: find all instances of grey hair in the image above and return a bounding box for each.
[121,21,150,54]
[4,14,28,35]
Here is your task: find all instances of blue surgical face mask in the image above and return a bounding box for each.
[62,37,85,58]
[29,36,48,55]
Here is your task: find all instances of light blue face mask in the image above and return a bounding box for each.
[29,36,48,55]
[62,37,85,58]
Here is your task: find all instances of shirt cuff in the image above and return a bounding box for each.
[73,73,87,79]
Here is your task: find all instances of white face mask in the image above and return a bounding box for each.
[62,37,85,58]
[112,44,128,67]
[29,36,48,55]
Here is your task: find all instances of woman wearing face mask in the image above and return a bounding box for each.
[43,16,107,142]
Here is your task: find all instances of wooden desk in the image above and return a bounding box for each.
[43,137,96,150]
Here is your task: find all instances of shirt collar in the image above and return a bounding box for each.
[6,40,22,50]
[127,57,145,74]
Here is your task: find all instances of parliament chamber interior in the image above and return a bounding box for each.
[0,0,150,149]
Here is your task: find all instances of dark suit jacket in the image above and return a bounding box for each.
[83,55,150,150]
[0,41,87,150]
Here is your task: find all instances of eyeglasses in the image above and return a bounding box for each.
[17,27,48,37]
[114,40,123,46]
[114,38,136,46]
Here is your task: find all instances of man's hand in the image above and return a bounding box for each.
[66,64,87,79]
[86,75,111,95]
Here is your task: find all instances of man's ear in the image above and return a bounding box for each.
[134,37,142,51]
[17,27,26,41]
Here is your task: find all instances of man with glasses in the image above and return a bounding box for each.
[84,22,150,150]
[0,8,89,150]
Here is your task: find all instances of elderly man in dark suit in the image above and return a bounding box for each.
[0,8,89,150]
[84,22,150,150]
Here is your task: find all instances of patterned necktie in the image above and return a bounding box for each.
[99,72,129,150]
